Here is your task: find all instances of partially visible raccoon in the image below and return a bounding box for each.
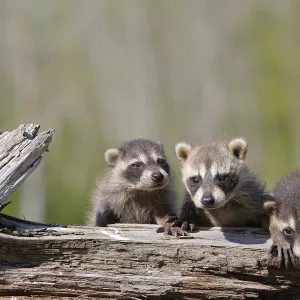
[176,138,270,229]
[264,171,300,268]
[89,139,184,235]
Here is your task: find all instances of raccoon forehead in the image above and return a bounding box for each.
[182,161,238,178]
[119,154,148,165]
[209,161,241,176]
[149,152,165,162]
[120,152,165,166]
[210,162,230,177]
[191,142,244,161]
[271,215,298,231]
[122,148,164,160]
[183,151,240,176]
[182,163,206,178]
[188,145,224,164]
[120,139,164,155]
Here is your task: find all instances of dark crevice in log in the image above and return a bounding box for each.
[0,213,64,231]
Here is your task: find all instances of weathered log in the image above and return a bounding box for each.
[0,223,299,299]
[0,123,299,299]
[0,123,54,206]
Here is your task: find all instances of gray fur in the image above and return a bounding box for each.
[266,171,300,265]
[178,139,270,228]
[89,139,178,227]
[273,171,300,219]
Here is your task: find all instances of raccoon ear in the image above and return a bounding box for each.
[175,142,193,162]
[228,138,247,161]
[264,201,278,215]
[156,140,164,150]
[105,148,120,166]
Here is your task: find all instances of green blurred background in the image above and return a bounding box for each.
[1,0,300,225]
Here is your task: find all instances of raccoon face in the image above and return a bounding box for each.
[175,138,247,209]
[264,201,300,259]
[105,139,170,190]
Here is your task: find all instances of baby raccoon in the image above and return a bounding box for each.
[176,138,270,229]
[90,139,180,231]
[264,171,300,268]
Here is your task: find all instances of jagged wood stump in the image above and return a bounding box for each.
[0,123,55,206]
[0,222,299,300]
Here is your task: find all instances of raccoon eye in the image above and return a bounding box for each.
[157,158,168,167]
[190,176,200,184]
[283,227,293,236]
[130,162,142,168]
[217,174,230,182]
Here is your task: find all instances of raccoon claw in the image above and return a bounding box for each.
[283,248,290,269]
[181,221,196,232]
[190,223,196,232]
[167,226,188,237]
[270,244,296,268]
[156,223,188,237]
[277,246,283,268]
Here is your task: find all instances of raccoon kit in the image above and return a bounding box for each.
[90,139,179,229]
[176,138,270,228]
[264,171,300,268]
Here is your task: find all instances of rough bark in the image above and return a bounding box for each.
[0,222,299,300]
[0,123,298,299]
[0,123,54,206]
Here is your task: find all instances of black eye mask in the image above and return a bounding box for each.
[187,176,202,197]
[157,158,170,174]
[123,162,145,184]
[214,173,239,195]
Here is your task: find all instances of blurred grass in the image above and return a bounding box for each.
[250,3,297,182]
[1,0,300,224]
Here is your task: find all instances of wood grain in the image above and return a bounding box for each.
[0,123,54,206]
[0,223,299,299]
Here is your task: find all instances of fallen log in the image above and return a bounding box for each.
[0,123,299,299]
[0,223,299,299]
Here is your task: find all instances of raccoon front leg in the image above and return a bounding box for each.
[179,195,200,232]
[91,201,119,227]
[179,202,196,232]
[94,210,119,227]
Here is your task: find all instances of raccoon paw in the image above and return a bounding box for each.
[181,221,196,232]
[156,223,188,237]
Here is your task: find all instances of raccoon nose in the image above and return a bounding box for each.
[201,194,215,206]
[151,172,164,182]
